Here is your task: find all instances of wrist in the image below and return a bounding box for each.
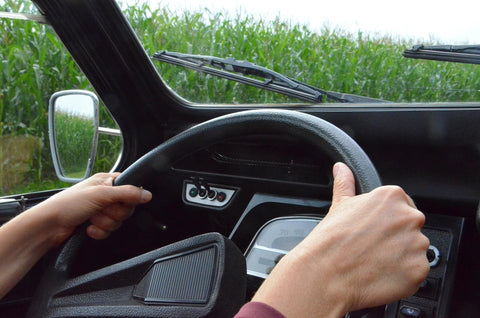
[252,247,349,318]
[23,201,72,248]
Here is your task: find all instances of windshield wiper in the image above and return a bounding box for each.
[403,44,480,65]
[152,51,387,103]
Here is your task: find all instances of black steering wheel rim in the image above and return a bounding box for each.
[114,109,381,192]
[29,109,381,318]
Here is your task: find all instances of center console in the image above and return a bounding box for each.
[229,193,464,318]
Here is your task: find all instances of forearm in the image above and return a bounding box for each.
[0,207,58,299]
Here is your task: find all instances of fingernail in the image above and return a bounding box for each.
[87,226,97,238]
[333,162,342,178]
[141,189,152,203]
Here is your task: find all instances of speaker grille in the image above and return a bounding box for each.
[133,246,217,305]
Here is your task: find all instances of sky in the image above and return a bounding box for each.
[124,0,480,44]
[56,94,95,119]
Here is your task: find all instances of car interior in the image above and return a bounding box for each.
[1,0,480,317]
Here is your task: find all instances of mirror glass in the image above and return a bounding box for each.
[53,93,97,180]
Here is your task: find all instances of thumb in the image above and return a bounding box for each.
[331,162,356,205]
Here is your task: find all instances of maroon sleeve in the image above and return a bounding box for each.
[233,302,286,318]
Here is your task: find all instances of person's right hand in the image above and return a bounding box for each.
[252,162,430,318]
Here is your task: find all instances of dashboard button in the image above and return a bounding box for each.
[217,192,226,202]
[189,187,198,197]
[419,280,428,289]
[207,190,217,200]
[427,245,440,267]
[198,188,207,199]
[400,305,422,317]
[415,277,440,300]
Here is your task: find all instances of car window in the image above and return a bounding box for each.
[0,1,122,196]
[123,1,480,105]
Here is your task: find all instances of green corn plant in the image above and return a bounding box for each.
[2,0,480,195]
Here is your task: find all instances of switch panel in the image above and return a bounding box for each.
[384,215,464,318]
[183,182,236,209]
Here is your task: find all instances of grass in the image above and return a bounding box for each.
[1,0,480,195]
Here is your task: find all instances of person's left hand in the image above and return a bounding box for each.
[0,173,151,300]
[38,173,152,245]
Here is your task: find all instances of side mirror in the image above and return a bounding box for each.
[48,90,99,183]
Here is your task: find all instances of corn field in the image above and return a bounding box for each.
[1,0,480,195]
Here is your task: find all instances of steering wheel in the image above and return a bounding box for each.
[28,109,381,318]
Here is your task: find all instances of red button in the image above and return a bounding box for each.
[217,192,226,202]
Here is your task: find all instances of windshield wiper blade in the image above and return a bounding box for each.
[152,51,387,103]
[403,44,480,65]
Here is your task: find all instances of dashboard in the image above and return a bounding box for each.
[2,117,479,318]
[158,133,473,318]
[177,181,465,318]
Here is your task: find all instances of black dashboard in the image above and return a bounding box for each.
[142,132,477,318]
[2,111,480,318]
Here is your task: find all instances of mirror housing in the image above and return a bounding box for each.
[48,90,99,183]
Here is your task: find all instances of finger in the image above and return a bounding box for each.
[101,203,135,222]
[410,208,426,229]
[405,194,417,209]
[379,185,416,209]
[332,162,356,205]
[86,173,121,186]
[104,185,152,205]
[89,214,122,232]
[86,224,112,240]
[102,176,115,186]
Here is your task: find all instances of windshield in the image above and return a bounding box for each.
[122,0,480,105]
